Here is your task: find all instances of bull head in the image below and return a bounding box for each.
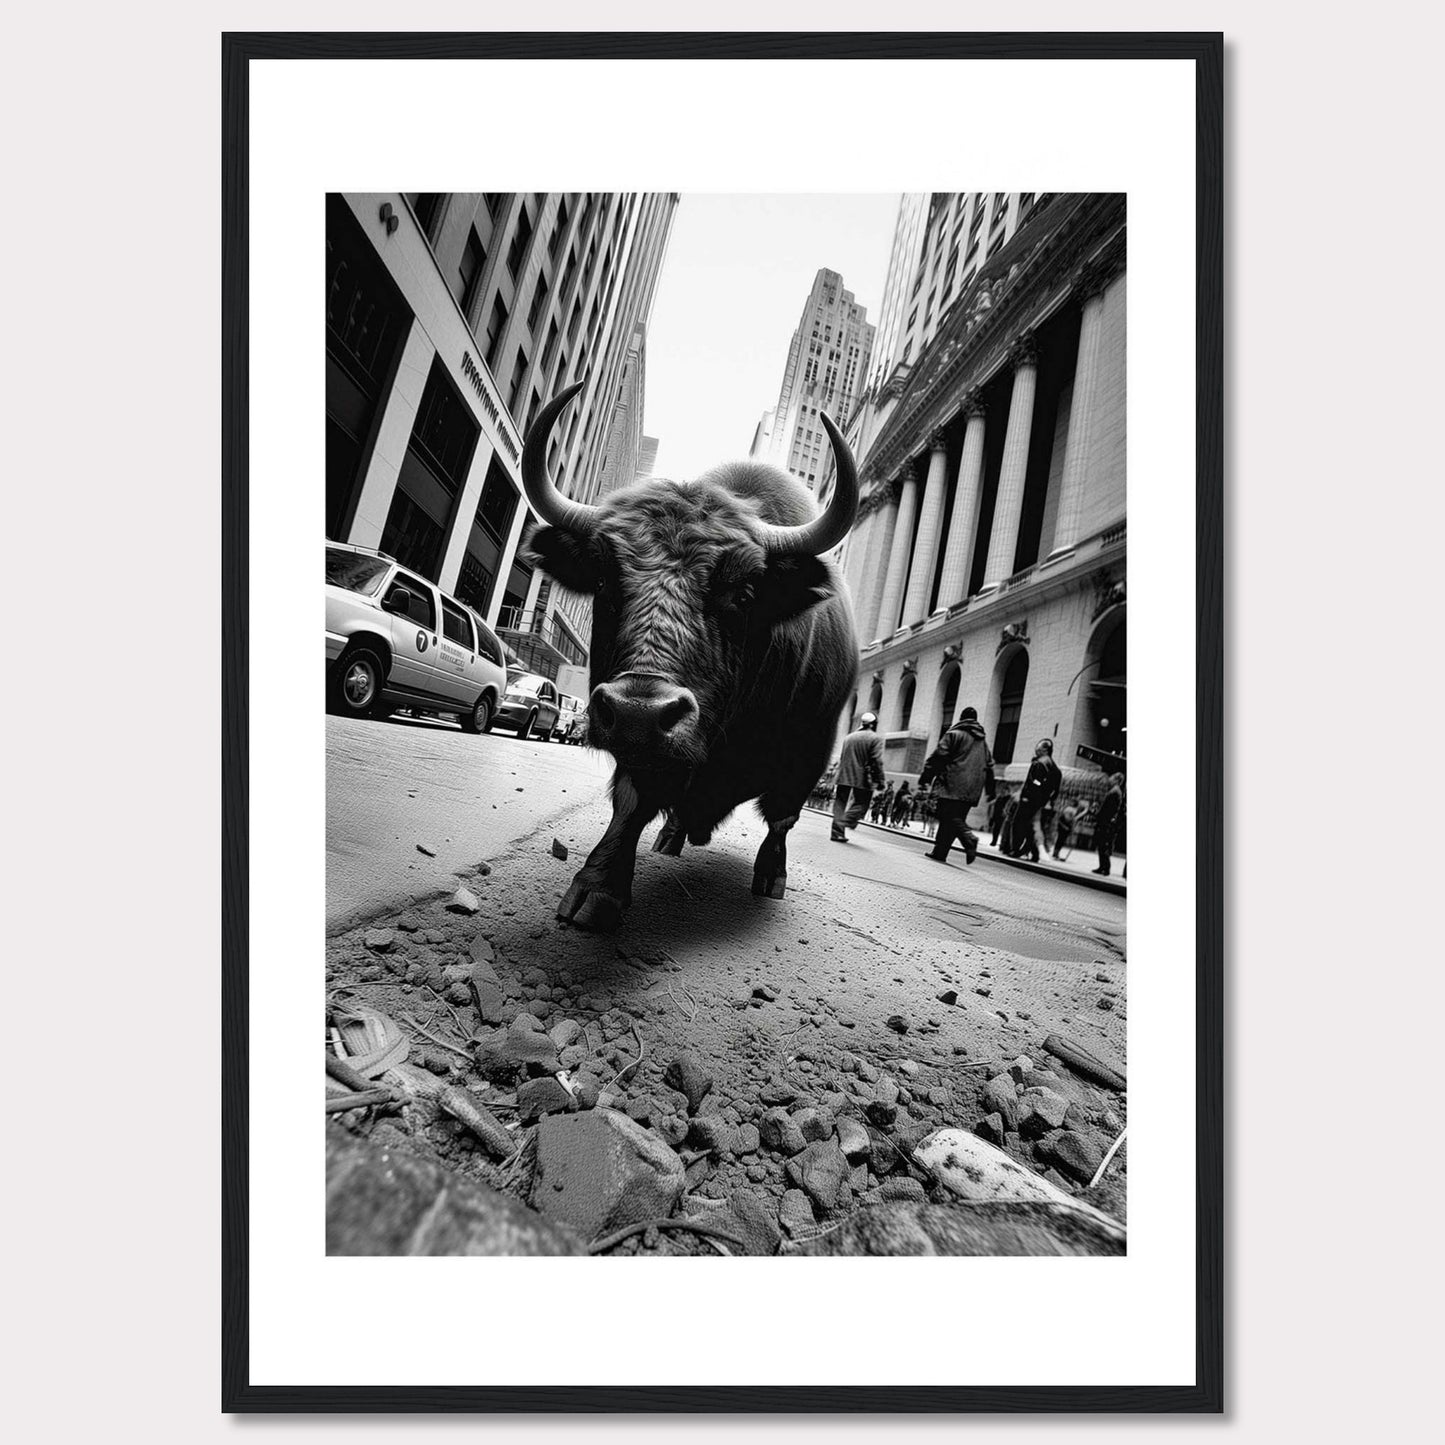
[520,382,859,556]
[519,382,859,769]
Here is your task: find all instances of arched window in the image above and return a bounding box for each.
[993,649,1029,764]
[898,675,916,731]
[1072,611,1126,761]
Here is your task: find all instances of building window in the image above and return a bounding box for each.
[526,388,542,433]
[456,227,487,316]
[484,295,509,371]
[475,467,517,543]
[542,318,560,370]
[408,193,445,239]
[508,348,529,414]
[526,272,550,331]
[483,193,505,220]
[506,205,534,279]
[411,359,478,497]
[549,198,569,257]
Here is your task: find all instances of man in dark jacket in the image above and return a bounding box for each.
[831,712,886,842]
[1093,772,1125,875]
[918,706,996,865]
[1008,738,1062,861]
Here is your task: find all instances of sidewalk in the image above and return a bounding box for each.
[803,803,1126,895]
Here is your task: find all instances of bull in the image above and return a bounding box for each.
[519,382,860,932]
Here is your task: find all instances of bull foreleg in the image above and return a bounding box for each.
[651,810,687,855]
[557,772,660,932]
[751,808,800,901]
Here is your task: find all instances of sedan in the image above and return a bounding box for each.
[492,672,563,740]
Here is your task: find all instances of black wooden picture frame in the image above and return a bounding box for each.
[222,29,1222,1413]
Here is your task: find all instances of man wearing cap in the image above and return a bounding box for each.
[918,706,996,865]
[1008,738,1063,861]
[831,712,886,842]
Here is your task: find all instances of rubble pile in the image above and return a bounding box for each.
[324,847,1127,1257]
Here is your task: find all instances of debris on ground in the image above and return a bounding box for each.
[322,808,1127,1257]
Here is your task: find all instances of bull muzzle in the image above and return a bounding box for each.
[588,673,699,764]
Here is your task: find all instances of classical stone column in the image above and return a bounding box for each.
[875,463,921,641]
[935,393,987,608]
[901,434,951,626]
[1049,271,1110,557]
[853,492,897,644]
[979,336,1039,592]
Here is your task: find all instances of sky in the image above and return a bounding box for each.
[642,194,901,480]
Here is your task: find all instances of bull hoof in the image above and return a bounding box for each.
[557,880,625,932]
[752,870,787,900]
[652,828,685,856]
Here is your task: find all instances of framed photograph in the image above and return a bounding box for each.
[224,31,1221,1411]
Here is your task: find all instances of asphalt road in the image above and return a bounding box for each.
[327,710,1126,1072]
[326,711,611,931]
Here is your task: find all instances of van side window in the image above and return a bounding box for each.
[388,573,436,630]
[441,599,474,650]
[474,619,504,666]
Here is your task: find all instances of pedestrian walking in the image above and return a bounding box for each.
[831,713,885,842]
[1093,772,1125,875]
[890,781,914,828]
[1007,738,1062,861]
[871,779,894,825]
[988,787,1013,847]
[918,705,996,865]
[1052,798,1080,860]
[922,791,939,838]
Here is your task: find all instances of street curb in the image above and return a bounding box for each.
[803,805,1127,896]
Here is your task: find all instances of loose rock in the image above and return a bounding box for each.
[517,1076,576,1123]
[778,1189,816,1238]
[787,1140,849,1212]
[1036,1129,1107,1185]
[662,1052,713,1113]
[530,1109,686,1241]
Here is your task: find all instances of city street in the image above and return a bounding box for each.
[326,713,1128,1250]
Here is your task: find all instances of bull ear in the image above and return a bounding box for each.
[755,554,834,623]
[521,526,601,593]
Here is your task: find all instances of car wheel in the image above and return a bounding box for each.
[461,693,493,735]
[518,709,537,741]
[332,646,386,717]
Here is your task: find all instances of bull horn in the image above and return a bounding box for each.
[521,381,599,533]
[757,410,859,556]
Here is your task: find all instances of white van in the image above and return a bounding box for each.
[325,543,508,732]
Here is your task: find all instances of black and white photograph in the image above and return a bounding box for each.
[323,188,1130,1260]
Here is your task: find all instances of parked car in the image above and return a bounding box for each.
[493,671,564,740]
[552,693,585,742]
[325,542,508,733]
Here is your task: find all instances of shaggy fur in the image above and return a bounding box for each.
[524,461,859,930]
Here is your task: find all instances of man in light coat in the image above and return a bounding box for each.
[831,712,886,842]
[918,706,996,865]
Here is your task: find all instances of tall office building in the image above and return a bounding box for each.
[759,269,874,491]
[594,324,648,500]
[325,191,677,683]
[635,435,659,481]
[835,193,1127,825]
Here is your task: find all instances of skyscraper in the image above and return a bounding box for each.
[760,269,874,491]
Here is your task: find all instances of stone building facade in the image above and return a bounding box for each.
[836,194,1127,819]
